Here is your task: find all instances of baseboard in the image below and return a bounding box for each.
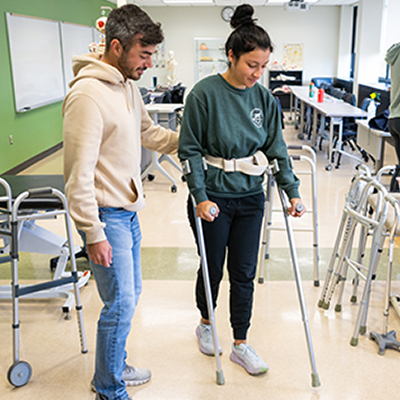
[3,142,63,175]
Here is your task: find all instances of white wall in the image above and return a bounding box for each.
[141,5,340,90]
[354,0,386,88]
[337,5,353,79]
[382,0,400,74]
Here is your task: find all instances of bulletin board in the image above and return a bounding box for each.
[6,13,65,113]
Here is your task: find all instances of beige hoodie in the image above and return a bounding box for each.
[63,53,178,244]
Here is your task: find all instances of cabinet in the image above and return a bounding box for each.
[194,38,228,83]
[268,70,303,110]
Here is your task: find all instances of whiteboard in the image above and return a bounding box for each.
[6,13,65,113]
[60,22,95,94]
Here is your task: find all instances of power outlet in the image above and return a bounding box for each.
[9,135,13,145]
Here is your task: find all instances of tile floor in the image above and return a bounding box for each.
[1,117,400,399]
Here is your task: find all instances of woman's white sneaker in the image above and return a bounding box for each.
[195,322,223,356]
[230,343,269,375]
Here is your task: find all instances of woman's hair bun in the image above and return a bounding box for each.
[230,4,255,29]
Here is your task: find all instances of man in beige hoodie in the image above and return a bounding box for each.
[63,5,178,400]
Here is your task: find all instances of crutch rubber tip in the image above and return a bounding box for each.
[350,295,357,303]
[258,277,264,284]
[313,280,320,287]
[350,337,358,347]
[311,373,321,388]
[334,304,342,312]
[317,300,324,308]
[216,371,225,385]
[360,325,367,335]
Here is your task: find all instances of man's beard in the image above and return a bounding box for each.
[118,52,145,81]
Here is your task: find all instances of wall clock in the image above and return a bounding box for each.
[221,6,234,23]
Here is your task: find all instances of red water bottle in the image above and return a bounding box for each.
[318,88,324,103]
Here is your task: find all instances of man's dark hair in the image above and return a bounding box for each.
[105,4,164,52]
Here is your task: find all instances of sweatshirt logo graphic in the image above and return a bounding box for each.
[251,108,263,128]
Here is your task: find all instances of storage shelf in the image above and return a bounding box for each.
[268,70,303,111]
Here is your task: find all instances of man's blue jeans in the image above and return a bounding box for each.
[82,207,142,400]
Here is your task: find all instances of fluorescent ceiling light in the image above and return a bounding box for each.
[163,0,214,3]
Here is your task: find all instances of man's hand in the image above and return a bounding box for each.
[87,240,113,268]
[196,200,219,222]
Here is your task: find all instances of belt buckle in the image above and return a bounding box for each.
[223,158,236,172]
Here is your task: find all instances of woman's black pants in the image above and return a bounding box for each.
[187,192,264,340]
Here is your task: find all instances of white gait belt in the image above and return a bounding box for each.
[204,151,268,176]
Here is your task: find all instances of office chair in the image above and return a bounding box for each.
[311,77,333,88]
[320,81,333,93]
[342,92,356,106]
[330,87,345,100]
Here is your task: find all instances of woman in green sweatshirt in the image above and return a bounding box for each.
[178,4,304,376]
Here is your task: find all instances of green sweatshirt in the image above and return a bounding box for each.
[178,74,299,204]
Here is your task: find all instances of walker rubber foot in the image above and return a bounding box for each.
[216,371,225,385]
[311,373,321,387]
[350,337,358,347]
[314,280,320,287]
[258,277,264,284]
[335,304,342,312]
[350,295,357,303]
[322,301,330,310]
[360,326,367,335]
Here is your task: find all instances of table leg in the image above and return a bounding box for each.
[325,118,335,171]
[290,92,293,121]
[312,110,318,149]
[297,101,305,139]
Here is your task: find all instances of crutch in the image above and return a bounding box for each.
[190,194,225,386]
[269,161,321,388]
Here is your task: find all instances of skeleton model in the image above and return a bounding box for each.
[167,50,178,86]
[89,7,112,54]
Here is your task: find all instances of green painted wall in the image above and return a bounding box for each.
[0,0,114,173]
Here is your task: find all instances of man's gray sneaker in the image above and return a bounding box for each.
[123,365,151,386]
[195,323,223,356]
[229,343,269,375]
[91,365,151,392]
